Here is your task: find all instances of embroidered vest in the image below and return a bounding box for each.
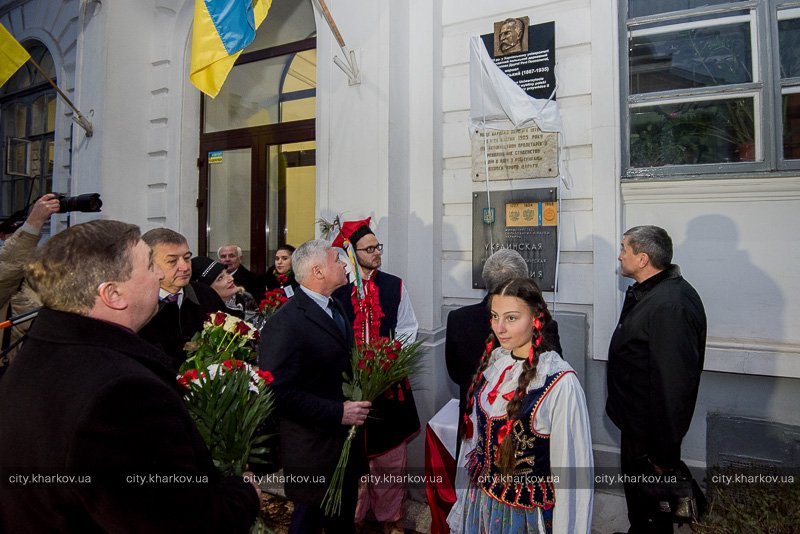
[466,370,573,509]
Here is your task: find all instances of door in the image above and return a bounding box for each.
[198,120,315,274]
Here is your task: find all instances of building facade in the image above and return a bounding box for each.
[2,0,798,485]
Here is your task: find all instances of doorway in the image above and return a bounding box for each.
[197,30,316,274]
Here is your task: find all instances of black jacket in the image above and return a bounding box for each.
[258,287,365,504]
[264,268,299,292]
[232,266,266,302]
[138,282,225,373]
[606,265,707,467]
[0,309,258,533]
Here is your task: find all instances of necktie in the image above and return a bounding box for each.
[163,293,179,304]
[328,299,347,337]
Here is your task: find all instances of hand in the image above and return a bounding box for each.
[341,400,371,426]
[26,194,60,232]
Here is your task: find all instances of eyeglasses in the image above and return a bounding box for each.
[356,243,384,254]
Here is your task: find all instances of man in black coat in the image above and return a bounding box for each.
[607,225,706,534]
[0,220,259,533]
[139,228,225,373]
[218,244,266,301]
[259,239,371,534]
[446,249,562,455]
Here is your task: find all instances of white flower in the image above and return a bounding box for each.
[223,314,241,333]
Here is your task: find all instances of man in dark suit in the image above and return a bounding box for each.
[0,220,259,533]
[218,243,266,301]
[607,226,706,533]
[446,249,562,454]
[138,228,225,372]
[259,239,371,534]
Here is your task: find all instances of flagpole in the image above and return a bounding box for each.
[27,56,93,137]
[314,0,360,85]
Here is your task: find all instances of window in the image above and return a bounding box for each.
[0,42,57,217]
[621,1,800,177]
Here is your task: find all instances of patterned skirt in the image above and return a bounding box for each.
[457,482,553,534]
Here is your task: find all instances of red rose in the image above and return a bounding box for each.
[387,351,397,361]
[234,321,251,336]
[178,369,200,387]
[256,370,274,385]
[364,350,375,361]
[357,359,366,370]
[213,313,225,326]
[393,340,402,352]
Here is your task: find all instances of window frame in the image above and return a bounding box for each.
[620,0,800,179]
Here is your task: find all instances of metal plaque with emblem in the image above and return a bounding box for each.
[472,188,558,291]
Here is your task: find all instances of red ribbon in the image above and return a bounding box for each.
[486,365,513,405]
[533,317,543,331]
[351,278,384,343]
[497,420,513,444]
[463,413,473,439]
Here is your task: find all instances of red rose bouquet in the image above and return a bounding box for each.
[177,312,274,477]
[254,288,289,330]
[321,336,425,516]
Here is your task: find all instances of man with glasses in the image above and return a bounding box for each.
[332,218,418,534]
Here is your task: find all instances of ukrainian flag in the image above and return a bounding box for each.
[0,23,30,88]
[190,0,271,98]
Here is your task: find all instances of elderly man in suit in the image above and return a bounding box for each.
[259,239,371,534]
[446,249,562,456]
[218,243,266,301]
[0,220,259,532]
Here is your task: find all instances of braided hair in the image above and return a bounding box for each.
[461,331,498,438]
[465,277,552,474]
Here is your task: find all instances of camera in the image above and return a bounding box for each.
[55,193,103,213]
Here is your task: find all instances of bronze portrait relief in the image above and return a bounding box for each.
[494,17,529,57]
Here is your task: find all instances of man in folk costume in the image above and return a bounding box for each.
[332,218,420,534]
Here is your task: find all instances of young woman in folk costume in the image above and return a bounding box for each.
[448,278,593,533]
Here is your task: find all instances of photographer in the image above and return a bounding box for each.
[0,194,60,371]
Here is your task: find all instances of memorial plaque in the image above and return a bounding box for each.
[472,188,558,291]
[481,21,556,100]
[472,125,558,181]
